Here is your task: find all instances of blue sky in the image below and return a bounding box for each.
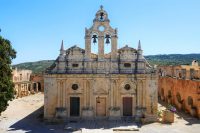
[0,0,200,64]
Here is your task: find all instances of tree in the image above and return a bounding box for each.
[0,35,16,115]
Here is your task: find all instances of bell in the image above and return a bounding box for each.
[106,38,110,44]
[100,12,104,20]
[105,34,110,44]
[92,35,97,44]
[93,38,97,44]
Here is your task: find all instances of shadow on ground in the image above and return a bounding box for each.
[8,106,66,133]
[65,117,138,131]
[8,106,138,133]
[158,100,200,125]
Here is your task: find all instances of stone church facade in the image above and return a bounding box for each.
[44,6,158,122]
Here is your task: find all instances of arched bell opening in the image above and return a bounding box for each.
[91,33,98,54]
[104,33,111,54]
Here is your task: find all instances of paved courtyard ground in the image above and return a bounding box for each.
[0,93,199,133]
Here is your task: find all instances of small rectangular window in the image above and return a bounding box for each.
[20,74,22,81]
[124,63,131,68]
[72,64,79,67]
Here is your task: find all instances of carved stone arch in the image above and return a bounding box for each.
[104,31,112,36]
[91,31,99,36]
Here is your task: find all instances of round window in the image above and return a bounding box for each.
[98,25,105,32]
[124,84,131,90]
[72,84,78,90]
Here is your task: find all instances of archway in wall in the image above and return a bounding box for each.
[167,90,172,104]
[123,97,132,116]
[176,92,182,103]
[91,33,98,54]
[33,83,37,91]
[161,88,165,101]
[28,84,31,91]
[38,82,41,91]
[188,96,193,107]
[179,73,182,78]
[187,96,197,116]
[104,33,111,54]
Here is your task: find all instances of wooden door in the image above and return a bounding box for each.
[70,97,80,116]
[96,97,106,116]
[123,97,132,116]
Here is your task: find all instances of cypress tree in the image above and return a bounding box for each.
[0,35,16,114]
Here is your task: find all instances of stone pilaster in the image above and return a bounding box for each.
[57,80,61,107]
[85,36,91,60]
[111,36,117,60]
[98,36,104,60]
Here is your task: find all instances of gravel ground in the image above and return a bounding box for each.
[0,93,199,133]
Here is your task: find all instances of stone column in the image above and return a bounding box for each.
[116,80,119,107]
[109,79,113,107]
[111,36,117,60]
[36,83,38,93]
[98,36,104,60]
[110,79,116,107]
[86,80,90,107]
[57,80,60,107]
[62,80,65,107]
[31,83,33,93]
[65,80,68,108]
[137,82,140,107]
[142,80,146,107]
[90,80,94,107]
[85,35,91,60]
[83,79,87,107]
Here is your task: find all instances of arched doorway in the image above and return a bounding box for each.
[38,82,41,92]
[33,83,37,92]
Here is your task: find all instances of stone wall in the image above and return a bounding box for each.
[158,77,200,118]
[30,74,44,92]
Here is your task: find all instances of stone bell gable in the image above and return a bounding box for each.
[44,6,158,122]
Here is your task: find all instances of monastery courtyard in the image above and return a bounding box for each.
[0,93,199,133]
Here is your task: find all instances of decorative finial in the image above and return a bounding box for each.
[100,5,103,10]
[138,40,141,50]
[60,40,64,51]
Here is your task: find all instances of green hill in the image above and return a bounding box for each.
[12,54,200,73]
[145,54,200,66]
[13,60,54,74]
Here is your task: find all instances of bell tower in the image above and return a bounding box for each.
[85,6,118,61]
